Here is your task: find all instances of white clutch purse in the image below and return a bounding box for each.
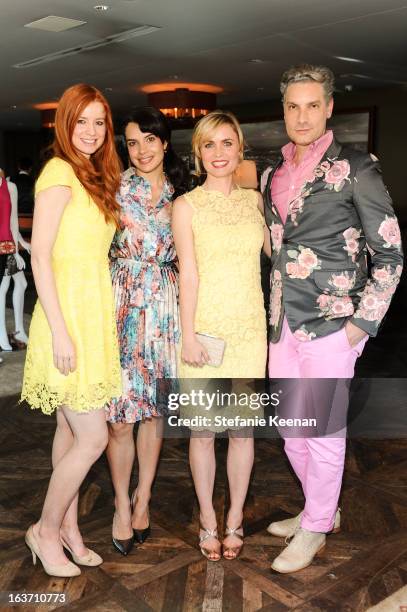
[196,333,226,367]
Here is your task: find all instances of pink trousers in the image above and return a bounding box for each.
[268,318,368,532]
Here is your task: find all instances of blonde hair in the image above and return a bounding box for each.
[192,110,244,175]
[280,64,335,103]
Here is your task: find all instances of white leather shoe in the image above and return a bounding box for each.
[271,528,326,573]
[267,508,340,538]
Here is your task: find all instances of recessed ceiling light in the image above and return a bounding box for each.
[249,59,264,64]
[94,4,110,11]
[335,56,364,64]
[104,87,113,92]
[10,105,17,110]
[25,16,86,32]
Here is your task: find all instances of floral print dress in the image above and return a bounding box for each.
[106,169,179,423]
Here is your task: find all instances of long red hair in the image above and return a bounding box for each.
[52,83,121,225]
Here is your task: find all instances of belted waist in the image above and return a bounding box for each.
[111,256,178,306]
[113,257,177,268]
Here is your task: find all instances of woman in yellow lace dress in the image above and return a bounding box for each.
[172,111,270,561]
[21,84,122,577]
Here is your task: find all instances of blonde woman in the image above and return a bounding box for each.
[172,111,270,561]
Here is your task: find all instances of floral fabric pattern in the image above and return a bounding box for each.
[317,294,355,319]
[106,169,179,423]
[343,227,362,262]
[293,325,316,342]
[378,215,402,251]
[270,222,283,253]
[286,246,321,279]
[263,140,403,342]
[327,271,356,295]
[353,264,402,325]
[288,192,309,226]
[287,158,350,227]
[270,269,282,328]
[313,158,351,192]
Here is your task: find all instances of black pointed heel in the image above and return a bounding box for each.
[133,526,150,544]
[131,489,151,544]
[112,513,135,556]
[112,535,134,556]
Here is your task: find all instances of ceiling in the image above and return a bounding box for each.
[1,0,407,130]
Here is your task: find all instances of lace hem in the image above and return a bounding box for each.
[20,381,122,415]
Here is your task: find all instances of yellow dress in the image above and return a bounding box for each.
[179,186,267,379]
[21,158,122,414]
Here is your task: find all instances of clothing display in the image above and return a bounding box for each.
[0,177,15,255]
[4,253,21,276]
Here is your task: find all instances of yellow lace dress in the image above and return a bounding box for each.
[21,158,122,414]
[179,186,267,379]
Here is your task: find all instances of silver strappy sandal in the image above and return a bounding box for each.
[223,525,244,560]
[199,526,221,562]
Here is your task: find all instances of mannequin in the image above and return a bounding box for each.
[0,168,31,352]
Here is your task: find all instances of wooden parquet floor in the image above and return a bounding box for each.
[1,396,406,611]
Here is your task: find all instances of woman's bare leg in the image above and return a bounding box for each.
[189,432,220,560]
[50,409,87,556]
[106,422,135,539]
[223,432,254,555]
[131,418,163,529]
[32,406,108,565]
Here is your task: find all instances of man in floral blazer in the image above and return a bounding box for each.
[263,64,403,574]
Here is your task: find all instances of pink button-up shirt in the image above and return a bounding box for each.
[271,130,333,224]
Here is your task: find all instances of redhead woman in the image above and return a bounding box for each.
[172,111,270,561]
[21,84,122,577]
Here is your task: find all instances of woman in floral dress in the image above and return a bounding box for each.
[106,108,186,554]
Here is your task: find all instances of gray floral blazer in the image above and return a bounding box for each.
[262,138,404,343]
